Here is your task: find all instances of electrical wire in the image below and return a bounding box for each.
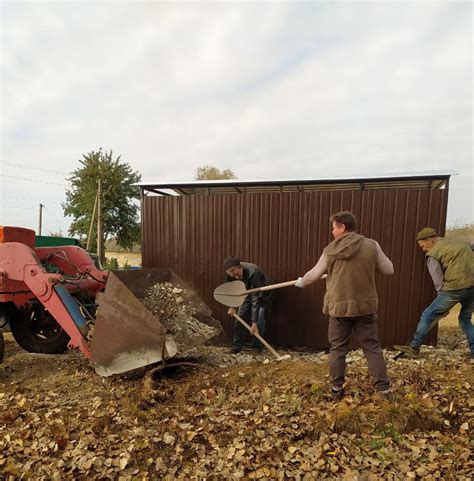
[0,174,68,186]
[3,204,66,215]
[1,160,69,176]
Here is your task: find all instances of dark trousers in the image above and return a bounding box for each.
[328,314,390,392]
[232,306,266,350]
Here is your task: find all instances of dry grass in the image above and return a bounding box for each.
[439,304,463,327]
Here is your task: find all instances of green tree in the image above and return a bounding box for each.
[63,149,141,258]
[194,164,237,180]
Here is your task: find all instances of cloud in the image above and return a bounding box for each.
[1,1,472,233]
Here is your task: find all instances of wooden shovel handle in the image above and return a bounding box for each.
[245,280,297,295]
[245,274,327,295]
[232,313,283,360]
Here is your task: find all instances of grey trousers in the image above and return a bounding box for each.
[328,314,390,392]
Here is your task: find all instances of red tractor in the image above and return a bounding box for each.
[0,226,219,375]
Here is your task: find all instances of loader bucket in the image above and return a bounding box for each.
[90,268,221,376]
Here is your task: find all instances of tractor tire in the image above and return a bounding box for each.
[0,330,4,363]
[9,303,70,354]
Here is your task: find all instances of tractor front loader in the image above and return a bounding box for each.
[0,226,219,375]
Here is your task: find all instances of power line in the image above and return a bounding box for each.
[0,209,34,219]
[0,174,68,186]
[2,205,37,212]
[3,204,66,215]
[1,160,69,176]
[2,195,64,206]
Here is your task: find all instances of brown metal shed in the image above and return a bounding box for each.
[137,173,451,349]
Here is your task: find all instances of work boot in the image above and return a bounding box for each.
[393,345,421,358]
[230,346,242,354]
[331,387,345,401]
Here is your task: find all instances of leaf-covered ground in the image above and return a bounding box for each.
[1,323,472,480]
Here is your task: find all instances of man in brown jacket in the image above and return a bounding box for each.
[295,211,394,400]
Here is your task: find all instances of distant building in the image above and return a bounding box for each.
[104,239,141,268]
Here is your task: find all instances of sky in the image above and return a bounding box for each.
[1,1,472,236]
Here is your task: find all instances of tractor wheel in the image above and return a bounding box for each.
[0,330,4,363]
[9,303,70,354]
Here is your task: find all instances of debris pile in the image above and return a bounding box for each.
[142,282,219,352]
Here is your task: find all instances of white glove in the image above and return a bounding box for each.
[295,277,304,288]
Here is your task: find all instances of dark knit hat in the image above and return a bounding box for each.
[416,227,438,241]
[223,256,240,271]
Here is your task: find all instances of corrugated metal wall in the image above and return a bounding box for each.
[141,189,448,348]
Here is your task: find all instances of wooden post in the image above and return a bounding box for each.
[86,193,98,251]
[38,203,44,235]
[97,179,103,264]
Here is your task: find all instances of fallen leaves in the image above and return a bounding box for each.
[1,326,473,480]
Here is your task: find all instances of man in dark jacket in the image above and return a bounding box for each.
[394,227,474,359]
[224,256,271,354]
[295,211,394,399]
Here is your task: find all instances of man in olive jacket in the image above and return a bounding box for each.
[295,211,394,399]
[394,227,474,359]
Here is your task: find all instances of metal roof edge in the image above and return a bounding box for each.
[135,170,456,189]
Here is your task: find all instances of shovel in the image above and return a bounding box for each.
[232,313,291,361]
[214,280,297,307]
[214,275,327,308]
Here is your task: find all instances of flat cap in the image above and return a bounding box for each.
[416,227,438,241]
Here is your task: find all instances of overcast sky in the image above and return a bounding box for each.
[1,1,472,235]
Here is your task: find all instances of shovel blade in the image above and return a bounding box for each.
[213,291,246,307]
[90,271,178,376]
[213,280,247,307]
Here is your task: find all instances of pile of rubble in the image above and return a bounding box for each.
[142,282,220,352]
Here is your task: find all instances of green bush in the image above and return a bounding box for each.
[122,260,132,270]
[104,257,119,270]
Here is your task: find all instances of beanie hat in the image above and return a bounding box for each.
[416,227,438,241]
[223,256,240,271]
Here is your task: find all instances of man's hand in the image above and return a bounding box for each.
[295,277,304,288]
[227,307,236,316]
[250,323,259,336]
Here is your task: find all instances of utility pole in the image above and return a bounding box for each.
[86,193,98,251]
[97,179,103,264]
[38,203,44,235]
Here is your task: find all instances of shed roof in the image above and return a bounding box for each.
[137,171,454,196]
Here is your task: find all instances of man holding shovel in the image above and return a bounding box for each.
[295,211,394,400]
[394,228,474,359]
[223,256,272,354]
